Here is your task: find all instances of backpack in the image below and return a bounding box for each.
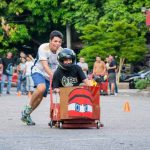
[6,63,13,76]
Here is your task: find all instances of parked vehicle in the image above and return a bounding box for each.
[125,68,150,89]
[125,67,150,81]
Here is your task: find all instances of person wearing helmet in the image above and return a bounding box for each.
[52,48,92,93]
[21,30,63,126]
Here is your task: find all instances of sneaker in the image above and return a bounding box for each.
[114,93,118,96]
[21,106,35,125]
[21,111,35,125]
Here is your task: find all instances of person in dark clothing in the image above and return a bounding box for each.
[108,55,117,95]
[0,52,14,94]
[52,48,92,93]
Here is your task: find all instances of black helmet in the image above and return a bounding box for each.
[57,48,76,70]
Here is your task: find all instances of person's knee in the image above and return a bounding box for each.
[37,84,46,93]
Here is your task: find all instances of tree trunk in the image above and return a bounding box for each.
[116,57,125,83]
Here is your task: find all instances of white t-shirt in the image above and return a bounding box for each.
[25,61,34,76]
[32,43,62,80]
[77,62,88,76]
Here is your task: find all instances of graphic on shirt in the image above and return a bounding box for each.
[68,88,93,118]
[62,76,78,87]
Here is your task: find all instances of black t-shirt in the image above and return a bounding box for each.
[1,58,14,75]
[108,60,117,73]
[52,65,86,88]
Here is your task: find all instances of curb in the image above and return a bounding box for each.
[118,89,150,97]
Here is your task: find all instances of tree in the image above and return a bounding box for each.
[0,0,102,55]
[79,0,149,82]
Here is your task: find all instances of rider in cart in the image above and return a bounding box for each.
[52,48,92,92]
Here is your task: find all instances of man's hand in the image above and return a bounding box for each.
[84,79,93,86]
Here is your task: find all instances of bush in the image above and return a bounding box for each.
[135,79,148,90]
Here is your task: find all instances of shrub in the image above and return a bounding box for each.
[135,79,148,90]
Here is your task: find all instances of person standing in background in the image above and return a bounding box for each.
[24,54,35,95]
[107,55,117,95]
[77,57,88,77]
[92,56,106,81]
[16,57,27,95]
[0,52,14,95]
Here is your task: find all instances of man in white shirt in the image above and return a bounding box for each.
[77,57,88,77]
[21,30,63,125]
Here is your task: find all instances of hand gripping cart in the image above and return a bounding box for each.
[48,84,103,129]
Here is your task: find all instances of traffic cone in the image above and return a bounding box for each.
[17,91,21,96]
[28,92,32,99]
[124,101,131,112]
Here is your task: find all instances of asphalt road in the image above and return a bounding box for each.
[0,90,150,150]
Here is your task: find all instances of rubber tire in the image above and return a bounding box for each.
[97,121,100,129]
[59,122,63,129]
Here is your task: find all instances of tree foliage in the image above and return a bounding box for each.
[79,0,149,71]
[0,0,102,55]
[0,0,149,73]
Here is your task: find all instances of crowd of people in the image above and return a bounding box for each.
[0,51,35,96]
[0,30,119,125]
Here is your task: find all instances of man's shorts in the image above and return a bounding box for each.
[108,73,116,83]
[32,73,50,97]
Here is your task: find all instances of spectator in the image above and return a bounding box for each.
[16,51,26,65]
[24,54,35,95]
[92,56,106,82]
[16,57,26,95]
[77,57,88,77]
[108,55,117,95]
[0,52,14,94]
[21,30,63,125]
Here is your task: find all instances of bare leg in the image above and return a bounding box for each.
[21,83,46,125]
[111,83,115,94]
[29,84,46,111]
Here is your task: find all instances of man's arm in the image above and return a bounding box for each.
[41,60,53,76]
[83,79,92,86]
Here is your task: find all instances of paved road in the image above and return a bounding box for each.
[0,89,150,150]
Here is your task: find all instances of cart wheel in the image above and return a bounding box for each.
[59,122,63,129]
[48,120,53,128]
[97,121,100,129]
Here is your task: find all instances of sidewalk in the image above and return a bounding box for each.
[118,89,150,97]
[116,82,150,97]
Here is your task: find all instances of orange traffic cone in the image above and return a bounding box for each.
[17,91,21,96]
[124,101,131,112]
[28,92,32,99]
